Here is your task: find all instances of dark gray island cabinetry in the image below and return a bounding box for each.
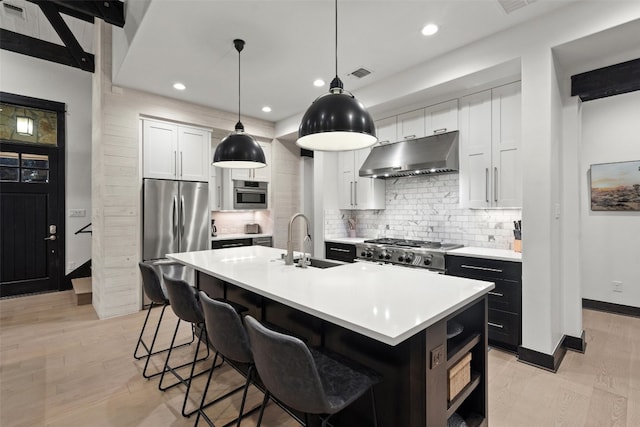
[168,246,493,426]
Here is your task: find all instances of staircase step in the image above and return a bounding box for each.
[71,277,92,306]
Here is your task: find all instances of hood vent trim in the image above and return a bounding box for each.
[358,130,459,179]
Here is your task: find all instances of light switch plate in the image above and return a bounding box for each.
[69,209,86,217]
[430,344,445,369]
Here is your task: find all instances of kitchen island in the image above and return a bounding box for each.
[168,246,494,426]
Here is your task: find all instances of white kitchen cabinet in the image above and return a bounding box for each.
[424,99,458,135]
[459,82,521,208]
[338,148,385,210]
[210,141,222,211]
[230,141,271,182]
[143,119,210,182]
[375,116,397,144]
[397,109,425,141]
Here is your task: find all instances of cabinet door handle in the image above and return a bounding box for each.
[494,167,498,203]
[330,247,350,253]
[350,182,354,206]
[433,128,447,134]
[461,264,503,273]
[485,168,489,203]
[217,185,221,208]
[180,151,184,178]
[488,322,504,329]
[488,291,504,297]
[403,134,416,140]
[173,150,177,176]
[354,182,358,206]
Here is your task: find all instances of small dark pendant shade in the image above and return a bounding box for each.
[212,39,266,169]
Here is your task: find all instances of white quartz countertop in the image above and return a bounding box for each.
[324,237,368,244]
[447,247,522,262]
[167,246,494,346]
[211,233,272,241]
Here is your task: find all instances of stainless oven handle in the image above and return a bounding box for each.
[236,188,266,194]
[461,264,503,273]
[488,322,504,329]
[221,243,246,248]
[488,291,504,297]
[329,247,351,253]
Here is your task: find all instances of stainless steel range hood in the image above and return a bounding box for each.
[359,130,459,178]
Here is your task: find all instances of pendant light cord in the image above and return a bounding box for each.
[238,46,241,125]
[334,0,338,78]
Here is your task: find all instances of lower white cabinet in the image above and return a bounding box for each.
[338,148,385,210]
[459,82,521,208]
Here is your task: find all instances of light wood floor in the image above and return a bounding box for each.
[1,291,639,427]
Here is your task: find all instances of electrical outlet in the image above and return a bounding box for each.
[612,281,623,293]
[430,344,445,369]
[69,209,86,217]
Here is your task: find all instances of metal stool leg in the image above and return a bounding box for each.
[256,391,270,427]
[134,302,156,360]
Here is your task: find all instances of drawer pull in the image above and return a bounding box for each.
[403,134,416,140]
[488,322,504,329]
[330,247,350,253]
[488,291,504,297]
[222,243,245,248]
[461,264,503,273]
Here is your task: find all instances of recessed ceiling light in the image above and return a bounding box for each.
[261,106,272,113]
[313,79,325,87]
[421,24,439,36]
[173,82,186,90]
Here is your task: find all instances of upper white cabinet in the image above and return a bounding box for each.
[338,148,385,210]
[230,141,272,182]
[143,119,210,182]
[397,109,425,141]
[424,99,458,135]
[459,82,521,208]
[375,116,397,144]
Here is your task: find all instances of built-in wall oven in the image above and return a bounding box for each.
[355,238,463,274]
[233,180,268,210]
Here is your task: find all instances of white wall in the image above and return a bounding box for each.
[0,50,93,275]
[581,91,640,307]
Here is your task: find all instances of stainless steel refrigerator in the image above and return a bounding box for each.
[142,179,209,306]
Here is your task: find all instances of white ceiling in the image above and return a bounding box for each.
[112,0,580,124]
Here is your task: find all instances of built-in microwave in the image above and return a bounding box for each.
[233,180,268,209]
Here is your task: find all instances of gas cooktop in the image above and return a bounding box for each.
[363,238,463,251]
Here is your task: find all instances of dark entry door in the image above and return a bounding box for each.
[0,93,65,297]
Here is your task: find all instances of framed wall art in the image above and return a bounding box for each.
[590,160,640,211]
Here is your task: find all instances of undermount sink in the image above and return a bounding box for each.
[293,257,345,269]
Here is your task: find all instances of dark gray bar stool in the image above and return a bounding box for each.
[134,261,195,379]
[244,315,380,427]
[195,292,260,427]
[160,275,214,418]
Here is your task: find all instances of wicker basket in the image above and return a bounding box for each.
[448,352,472,401]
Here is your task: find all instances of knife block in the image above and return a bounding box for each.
[513,239,522,253]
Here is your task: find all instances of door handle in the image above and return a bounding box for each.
[180,195,185,238]
[180,152,183,178]
[433,128,447,134]
[494,167,498,203]
[173,150,177,176]
[350,182,354,206]
[488,322,504,329]
[485,168,489,203]
[44,235,57,241]
[217,185,221,208]
[354,181,358,206]
[488,291,504,297]
[172,196,178,238]
[403,134,416,140]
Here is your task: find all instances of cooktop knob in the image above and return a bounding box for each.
[385,254,391,260]
[360,251,367,257]
[405,254,414,263]
[424,258,432,265]
[398,255,404,262]
[366,252,373,258]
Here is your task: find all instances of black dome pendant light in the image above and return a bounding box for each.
[297,0,377,151]
[213,39,266,168]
